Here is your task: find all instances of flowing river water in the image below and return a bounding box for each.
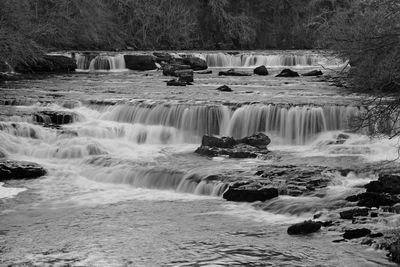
[0,51,398,266]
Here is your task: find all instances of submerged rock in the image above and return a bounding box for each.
[343,228,371,239]
[216,85,233,92]
[124,55,157,71]
[223,185,278,202]
[195,133,270,158]
[287,220,321,235]
[15,55,76,73]
[276,69,299,77]
[302,70,323,76]
[253,65,268,76]
[0,160,46,181]
[218,69,250,76]
[196,70,212,74]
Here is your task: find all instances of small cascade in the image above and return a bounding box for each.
[76,54,126,71]
[102,103,360,145]
[82,165,227,196]
[204,53,321,68]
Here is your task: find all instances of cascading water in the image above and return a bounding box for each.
[101,103,360,145]
[76,54,126,71]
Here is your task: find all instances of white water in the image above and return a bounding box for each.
[76,54,127,71]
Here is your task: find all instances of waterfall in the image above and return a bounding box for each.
[101,103,360,145]
[76,54,126,71]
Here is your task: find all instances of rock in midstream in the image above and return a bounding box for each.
[0,160,47,181]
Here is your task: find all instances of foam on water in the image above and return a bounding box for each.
[0,183,26,199]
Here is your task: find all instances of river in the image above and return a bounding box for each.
[0,51,397,266]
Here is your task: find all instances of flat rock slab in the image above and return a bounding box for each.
[0,160,46,181]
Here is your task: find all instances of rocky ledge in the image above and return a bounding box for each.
[195,133,271,158]
[0,160,47,181]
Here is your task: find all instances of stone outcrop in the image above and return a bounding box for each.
[166,79,187,86]
[365,173,400,195]
[124,55,157,70]
[339,208,369,219]
[0,160,46,181]
[195,133,270,158]
[162,64,191,76]
[276,69,299,77]
[287,221,321,235]
[15,55,77,73]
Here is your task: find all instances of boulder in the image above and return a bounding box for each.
[253,65,268,76]
[223,186,278,202]
[276,69,299,77]
[0,160,46,181]
[175,69,194,83]
[219,69,250,76]
[238,133,271,149]
[182,56,208,71]
[166,79,187,86]
[365,173,400,195]
[33,111,76,125]
[162,64,191,76]
[302,70,323,77]
[216,85,233,92]
[124,55,157,71]
[287,220,321,235]
[339,208,369,220]
[343,228,371,239]
[15,55,77,73]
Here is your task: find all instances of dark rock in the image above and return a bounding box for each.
[166,79,186,86]
[317,221,333,227]
[153,52,173,63]
[33,111,76,125]
[287,220,321,235]
[0,160,46,181]
[223,186,278,202]
[370,212,378,218]
[343,228,371,239]
[238,133,271,149]
[195,134,270,159]
[15,55,76,73]
[175,69,194,83]
[339,208,369,220]
[182,56,208,71]
[219,69,250,76]
[369,232,383,238]
[124,55,157,71]
[332,239,347,243]
[253,65,269,76]
[201,136,236,149]
[162,64,191,76]
[196,70,212,74]
[302,70,323,77]
[345,195,359,202]
[356,192,399,208]
[365,173,400,195]
[276,69,299,77]
[216,85,233,92]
